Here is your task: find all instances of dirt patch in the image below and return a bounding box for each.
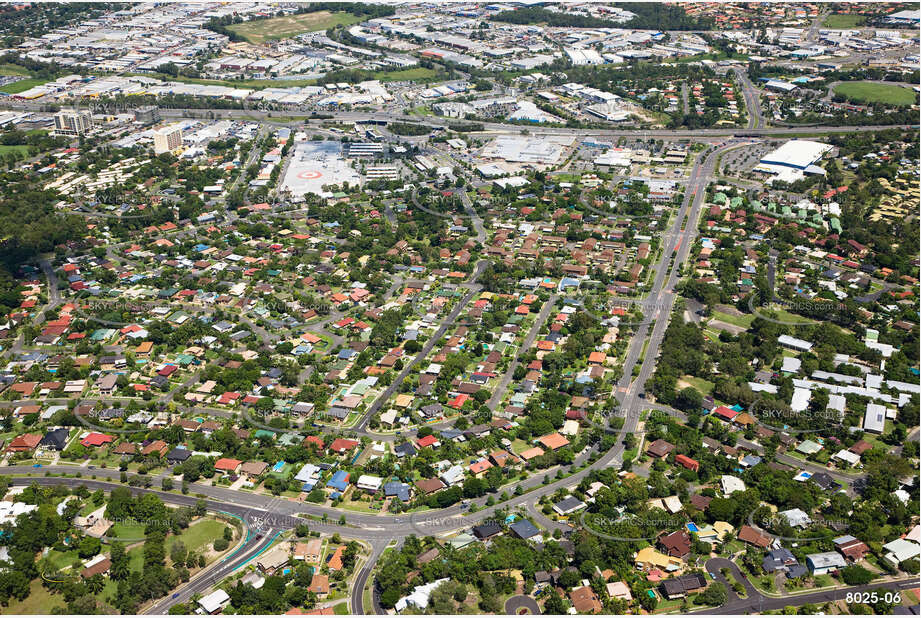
[709,320,746,335]
[715,304,745,317]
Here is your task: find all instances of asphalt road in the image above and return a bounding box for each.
[144,526,281,615]
[355,259,487,432]
[486,293,559,411]
[8,477,289,613]
[146,108,913,138]
[4,102,906,139]
[693,556,918,614]
[505,594,541,614]
[351,540,389,615]
[733,67,765,130]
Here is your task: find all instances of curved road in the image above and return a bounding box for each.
[696,557,919,615]
[505,594,541,615]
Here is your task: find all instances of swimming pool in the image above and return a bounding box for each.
[686,523,699,533]
[272,461,286,472]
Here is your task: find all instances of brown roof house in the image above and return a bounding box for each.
[658,530,692,558]
[569,585,602,614]
[738,525,773,548]
[646,439,675,458]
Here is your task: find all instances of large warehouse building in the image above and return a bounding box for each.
[755,139,833,184]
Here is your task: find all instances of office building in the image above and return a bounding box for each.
[153,124,183,154]
[54,109,93,136]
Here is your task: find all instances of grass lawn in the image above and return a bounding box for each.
[79,501,103,516]
[834,82,917,106]
[681,375,714,396]
[228,12,363,44]
[710,310,754,329]
[822,13,866,28]
[4,580,58,614]
[128,546,145,571]
[374,67,439,83]
[46,549,80,570]
[108,521,148,541]
[333,602,350,615]
[814,574,835,588]
[173,518,227,554]
[0,77,48,94]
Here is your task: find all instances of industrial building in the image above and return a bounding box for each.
[755,140,833,185]
[480,135,574,166]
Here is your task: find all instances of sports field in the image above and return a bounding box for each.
[0,77,48,94]
[227,11,363,44]
[822,13,866,28]
[834,81,917,106]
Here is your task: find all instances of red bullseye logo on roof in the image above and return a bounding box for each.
[297,170,323,179]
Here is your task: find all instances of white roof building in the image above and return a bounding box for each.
[827,394,846,415]
[779,508,812,528]
[0,501,38,525]
[781,356,801,373]
[356,474,383,492]
[395,578,450,613]
[721,475,746,495]
[778,334,813,352]
[440,464,465,486]
[883,538,921,566]
[198,589,230,614]
[863,403,886,433]
[833,449,861,466]
[790,387,811,412]
[759,140,832,170]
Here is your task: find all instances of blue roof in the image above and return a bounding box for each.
[559,277,580,288]
[327,470,350,491]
